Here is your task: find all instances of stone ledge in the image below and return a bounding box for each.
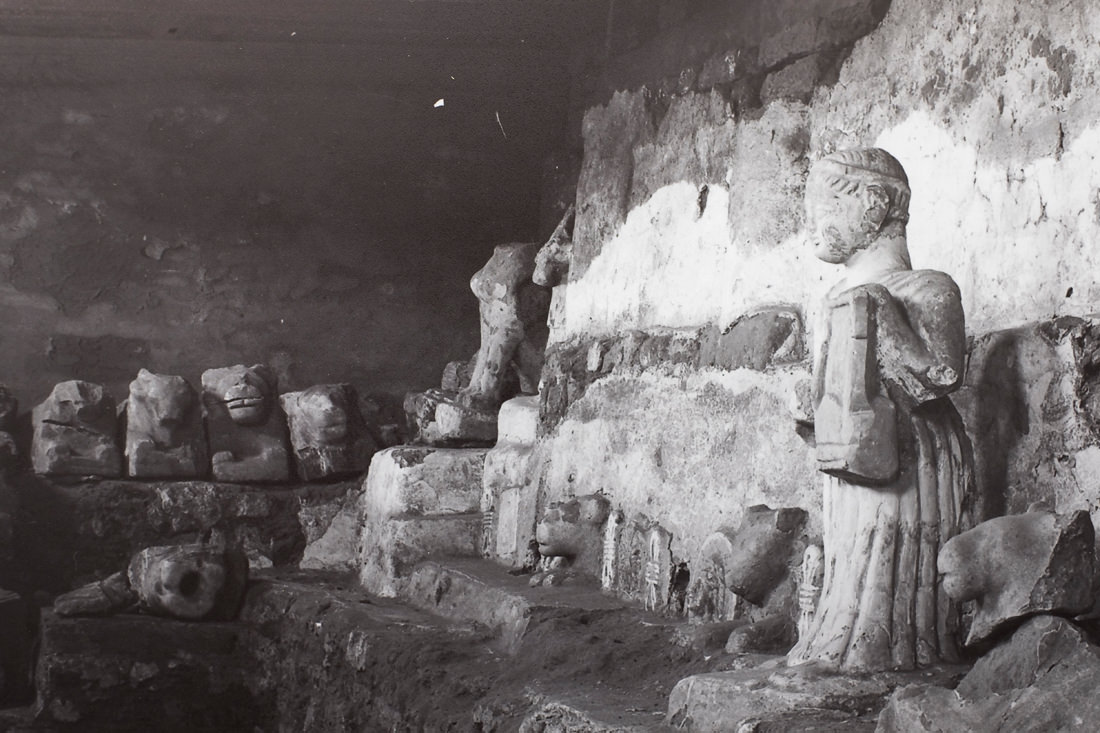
[403,558,625,654]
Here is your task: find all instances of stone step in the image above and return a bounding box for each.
[402,558,626,653]
[358,512,483,597]
[520,695,677,732]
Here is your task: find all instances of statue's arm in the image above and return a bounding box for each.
[858,273,966,403]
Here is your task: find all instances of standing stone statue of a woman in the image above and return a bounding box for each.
[787,148,973,672]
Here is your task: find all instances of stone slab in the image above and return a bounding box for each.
[403,558,625,653]
[363,446,488,519]
[495,483,539,565]
[667,662,965,732]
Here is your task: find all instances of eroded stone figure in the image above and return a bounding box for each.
[533,204,575,287]
[939,509,1094,645]
[532,493,610,584]
[55,542,249,621]
[201,364,289,482]
[280,383,377,481]
[463,242,551,408]
[32,380,122,477]
[787,148,973,672]
[407,242,551,444]
[125,369,207,478]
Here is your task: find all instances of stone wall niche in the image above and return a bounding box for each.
[201,364,290,483]
[32,380,122,477]
[125,369,207,479]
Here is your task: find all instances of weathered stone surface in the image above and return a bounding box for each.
[36,611,259,732]
[720,505,806,606]
[669,661,962,733]
[463,242,551,408]
[939,509,1094,645]
[10,475,353,592]
[128,543,249,620]
[358,513,482,598]
[280,383,377,481]
[406,387,499,447]
[54,571,136,617]
[363,446,486,519]
[790,149,972,673]
[532,204,575,288]
[201,364,290,483]
[358,446,488,596]
[536,494,611,580]
[878,616,1100,733]
[299,489,362,572]
[124,369,207,479]
[31,380,122,477]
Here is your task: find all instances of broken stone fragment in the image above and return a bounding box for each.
[938,509,1095,645]
[54,571,137,617]
[280,383,377,481]
[125,369,208,479]
[0,385,17,434]
[879,616,1100,732]
[404,388,498,446]
[31,380,122,477]
[128,543,249,621]
[201,364,290,482]
[532,204,575,287]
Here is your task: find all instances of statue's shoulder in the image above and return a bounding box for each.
[883,268,961,301]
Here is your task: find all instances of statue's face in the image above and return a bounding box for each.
[804,174,875,264]
[130,371,195,429]
[218,367,273,426]
[294,387,350,445]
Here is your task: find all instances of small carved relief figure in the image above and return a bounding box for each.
[279,383,377,481]
[533,204,575,287]
[531,494,610,584]
[32,380,122,477]
[125,369,207,478]
[643,526,672,613]
[600,509,623,591]
[201,364,290,482]
[787,148,973,672]
[796,545,824,643]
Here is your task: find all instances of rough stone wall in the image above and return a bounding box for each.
[0,20,566,411]
[538,0,1100,562]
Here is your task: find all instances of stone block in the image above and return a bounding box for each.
[358,513,482,597]
[280,383,377,481]
[939,509,1094,644]
[878,616,1100,733]
[363,446,487,520]
[433,401,498,444]
[124,369,207,479]
[299,490,362,572]
[31,380,122,478]
[201,364,290,483]
[497,395,539,445]
[494,483,539,566]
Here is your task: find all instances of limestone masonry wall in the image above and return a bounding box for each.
[536,0,1100,564]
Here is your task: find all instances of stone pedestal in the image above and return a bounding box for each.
[358,446,488,597]
[482,396,540,566]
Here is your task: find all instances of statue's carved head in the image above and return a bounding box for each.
[203,364,277,426]
[129,369,196,431]
[805,147,910,264]
[535,493,611,559]
[43,380,114,427]
[281,384,354,447]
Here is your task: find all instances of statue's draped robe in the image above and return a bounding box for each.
[788,268,973,671]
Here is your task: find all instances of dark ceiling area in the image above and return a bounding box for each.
[0,0,610,242]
